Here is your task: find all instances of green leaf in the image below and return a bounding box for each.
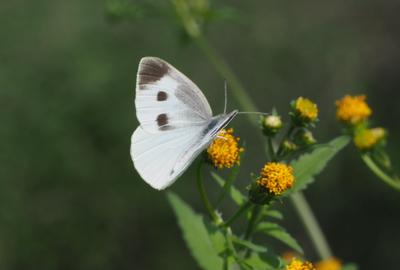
[342,263,358,270]
[167,192,224,270]
[230,235,267,253]
[256,222,303,254]
[262,209,283,220]
[211,172,246,205]
[289,136,350,193]
[242,252,282,270]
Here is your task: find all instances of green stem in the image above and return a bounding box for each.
[216,165,240,207]
[361,153,400,191]
[291,192,332,260]
[224,200,252,227]
[267,137,276,161]
[276,124,295,157]
[244,205,262,240]
[196,160,220,223]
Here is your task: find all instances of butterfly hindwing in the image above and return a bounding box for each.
[135,57,213,133]
[131,126,205,189]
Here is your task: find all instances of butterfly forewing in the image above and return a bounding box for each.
[131,57,237,189]
[135,57,212,133]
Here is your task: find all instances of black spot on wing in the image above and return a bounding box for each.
[157,91,168,101]
[138,58,169,86]
[156,113,171,130]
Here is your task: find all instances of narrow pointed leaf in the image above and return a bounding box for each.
[257,222,303,254]
[167,192,224,270]
[230,235,267,253]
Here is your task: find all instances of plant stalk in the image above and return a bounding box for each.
[224,200,252,227]
[196,160,220,223]
[361,153,400,191]
[291,192,332,259]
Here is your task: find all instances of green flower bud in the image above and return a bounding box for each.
[262,115,282,137]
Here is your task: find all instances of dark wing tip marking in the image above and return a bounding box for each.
[157,91,168,101]
[138,58,169,86]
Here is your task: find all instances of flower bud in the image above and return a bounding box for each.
[353,127,386,150]
[290,97,319,127]
[294,129,317,146]
[262,115,283,136]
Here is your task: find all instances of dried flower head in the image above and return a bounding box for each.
[336,95,372,125]
[286,258,315,270]
[257,162,294,195]
[315,257,342,270]
[207,128,244,169]
[353,127,386,150]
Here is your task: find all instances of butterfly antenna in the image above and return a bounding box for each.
[237,111,269,116]
[223,80,228,114]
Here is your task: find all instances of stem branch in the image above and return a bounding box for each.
[361,153,400,191]
[196,160,220,223]
[224,201,252,227]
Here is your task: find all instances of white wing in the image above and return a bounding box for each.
[131,111,239,190]
[135,57,213,133]
[131,126,206,190]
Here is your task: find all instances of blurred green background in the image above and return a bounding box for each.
[1,0,400,269]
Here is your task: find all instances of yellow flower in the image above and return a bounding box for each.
[335,95,372,124]
[281,251,299,263]
[354,127,386,150]
[257,162,294,195]
[286,258,315,270]
[295,97,319,122]
[207,128,244,169]
[315,257,342,270]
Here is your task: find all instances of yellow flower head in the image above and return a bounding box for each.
[207,128,244,169]
[335,95,372,124]
[257,162,294,195]
[286,258,315,270]
[354,127,386,150]
[281,251,299,263]
[295,97,319,122]
[315,257,342,270]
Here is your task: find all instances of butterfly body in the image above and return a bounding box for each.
[131,57,237,190]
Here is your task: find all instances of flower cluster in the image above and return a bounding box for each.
[257,162,294,195]
[335,95,371,125]
[286,258,315,270]
[207,128,244,169]
[335,94,387,151]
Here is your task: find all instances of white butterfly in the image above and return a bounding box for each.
[130,57,238,190]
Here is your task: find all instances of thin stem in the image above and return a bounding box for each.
[216,165,240,207]
[196,160,220,223]
[291,192,332,260]
[224,200,252,227]
[267,137,276,161]
[361,153,400,191]
[244,205,262,240]
[276,124,295,157]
